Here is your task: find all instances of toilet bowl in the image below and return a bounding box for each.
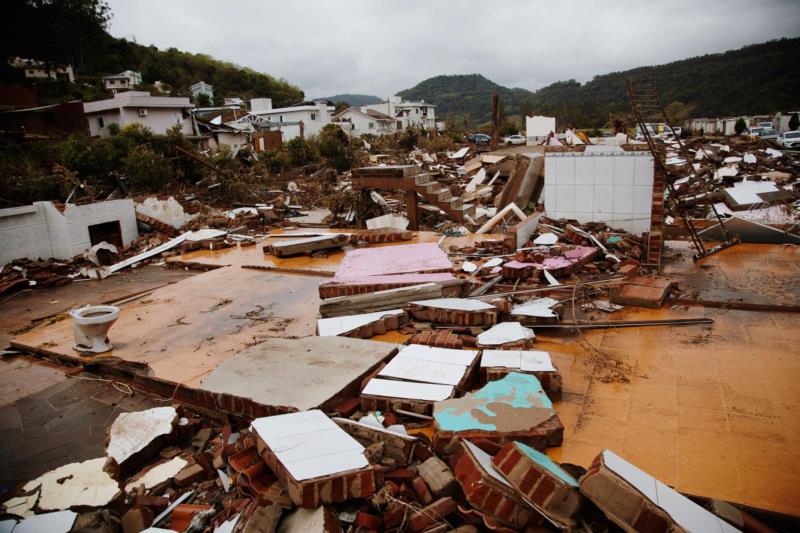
[70,305,120,354]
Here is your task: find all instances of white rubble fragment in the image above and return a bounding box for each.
[477,322,535,346]
[107,406,178,465]
[125,456,189,492]
[33,457,120,511]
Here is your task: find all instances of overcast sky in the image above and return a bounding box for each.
[106,0,800,99]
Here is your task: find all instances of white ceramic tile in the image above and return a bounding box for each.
[633,185,654,215]
[574,156,594,185]
[634,155,655,186]
[594,185,614,216]
[655,480,732,533]
[283,449,369,481]
[480,350,521,368]
[594,157,614,185]
[251,409,333,441]
[408,298,495,312]
[362,378,453,401]
[556,157,575,185]
[269,427,362,463]
[555,185,575,213]
[613,156,635,186]
[317,309,404,336]
[574,185,595,214]
[520,351,557,372]
[544,158,557,184]
[612,185,635,215]
[379,357,467,386]
[602,450,658,502]
[396,344,478,366]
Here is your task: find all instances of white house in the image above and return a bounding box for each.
[83,91,194,138]
[190,81,214,102]
[332,106,395,136]
[8,57,74,82]
[102,70,142,91]
[773,111,800,133]
[525,115,556,145]
[366,96,436,131]
[248,98,335,140]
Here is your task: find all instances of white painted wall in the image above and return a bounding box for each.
[0,200,138,265]
[87,108,192,137]
[334,109,394,136]
[542,151,655,234]
[526,116,556,144]
[252,102,333,140]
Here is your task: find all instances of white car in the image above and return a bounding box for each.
[503,134,526,145]
[777,131,800,149]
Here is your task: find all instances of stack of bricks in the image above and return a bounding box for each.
[492,441,583,527]
[407,303,497,327]
[408,330,475,349]
[454,440,541,529]
[646,165,665,268]
[351,230,414,244]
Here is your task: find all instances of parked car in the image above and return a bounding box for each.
[661,126,682,138]
[749,127,779,140]
[471,133,491,145]
[777,131,800,149]
[503,134,526,145]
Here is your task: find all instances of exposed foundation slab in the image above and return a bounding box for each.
[200,337,397,412]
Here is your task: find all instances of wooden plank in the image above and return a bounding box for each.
[319,280,465,318]
[352,165,420,178]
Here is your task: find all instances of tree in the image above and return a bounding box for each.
[734,118,747,136]
[195,93,212,107]
[789,112,799,131]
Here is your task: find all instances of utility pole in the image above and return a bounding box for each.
[490,91,500,151]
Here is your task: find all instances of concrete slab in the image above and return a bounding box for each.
[200,337,397,412]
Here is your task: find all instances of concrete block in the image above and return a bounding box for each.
[418,456,458,498]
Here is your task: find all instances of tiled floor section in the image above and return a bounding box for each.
[0,358,66,407]
[0,375,160,485]
[544,307,800,515]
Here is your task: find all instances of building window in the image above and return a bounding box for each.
[310,113,317,121]
[397,121,402,130]
[279,115,283,122]
[109,80,115,85]
[369,122,374,129]
[416,109,419,114]
[98,117,105,128]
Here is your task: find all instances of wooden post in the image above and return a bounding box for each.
[490,91,500,151]
[299,120,305,139]
[406,190,419,230]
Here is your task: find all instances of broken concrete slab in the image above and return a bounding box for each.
[125,457,189,493]
[277,506,342,533]
[10,510,77,533]
[264,234,350,257]
[493,441,582,527]
[106,406,178,476]
[361,378,454,415]
[454,440,538,530]
[200,337,396,412]
[480,349,562,393]
[580,449,740,533]
[26,457,120,511]
[407,298,497,326]
[609,276,674,309]
[251,410,380,508]
[333,417,417,467]
[316,309,407,338]
[477,321,535,349]
[432,372,563,453]
[377,344,479,389]
[200,337,397,414]
[418,456,458,498]
[319,280,464,317]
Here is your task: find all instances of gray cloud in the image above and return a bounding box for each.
[106,0,800,98]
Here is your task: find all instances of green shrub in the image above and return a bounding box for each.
[286,137,318,166]
[122,145,171,191]
[734,118,747,136]
[318,124,353,171]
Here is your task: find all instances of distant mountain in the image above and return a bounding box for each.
[398,38,800,128]
[323,94,384,106]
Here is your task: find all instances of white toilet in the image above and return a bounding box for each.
[70,305,120,354]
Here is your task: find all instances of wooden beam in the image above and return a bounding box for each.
[405,190,419,231]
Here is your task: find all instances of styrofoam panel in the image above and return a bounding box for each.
[613,156,635,186]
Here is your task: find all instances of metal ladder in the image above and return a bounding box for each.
[625,79,737,260]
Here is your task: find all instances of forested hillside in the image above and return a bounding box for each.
[1,0,304,107]
[398,38,800,128]
[323,94,383,106]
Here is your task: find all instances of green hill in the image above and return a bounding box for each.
[1,0,305,107]
[398,38,800,128]
[323,94,383,106]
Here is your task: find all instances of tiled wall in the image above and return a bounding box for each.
[543,151,655,234]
